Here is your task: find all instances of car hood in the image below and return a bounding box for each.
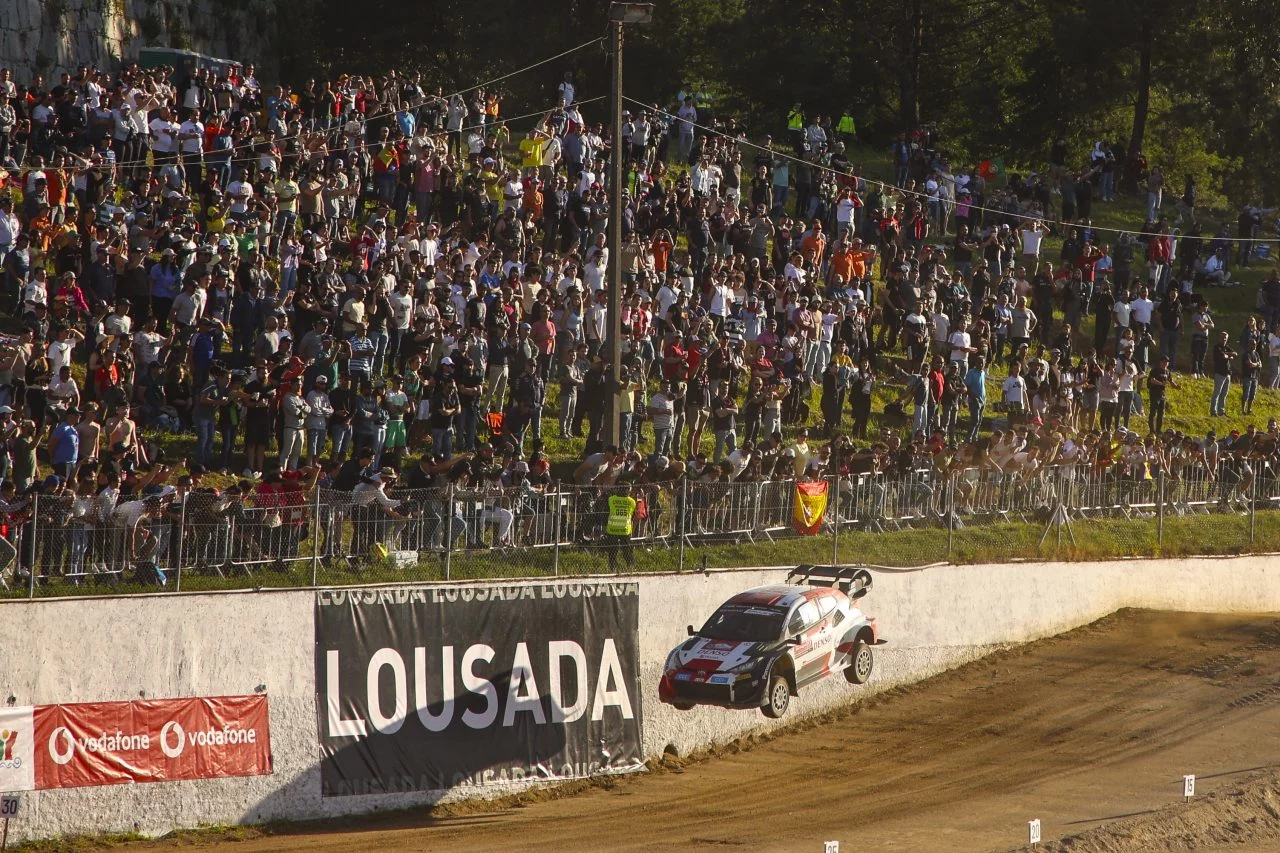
[671,636,776,673]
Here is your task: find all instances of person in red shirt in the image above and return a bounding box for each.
[651,230,674,274]
[1146,228,1172,287]
[661,331,686,381]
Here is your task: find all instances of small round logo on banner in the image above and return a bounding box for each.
[48,727,75,766]
[160,721,186,758]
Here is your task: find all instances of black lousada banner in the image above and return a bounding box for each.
[315,582,644,797]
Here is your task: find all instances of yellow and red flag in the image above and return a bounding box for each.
[793,480,829,535]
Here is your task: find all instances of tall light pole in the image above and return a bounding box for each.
[604,2,653,449]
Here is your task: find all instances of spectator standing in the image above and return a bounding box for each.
[1210,331,1236,417]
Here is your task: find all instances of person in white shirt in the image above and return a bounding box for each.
[656,277,681,327]
[48,366,80,410]
[1002,363,1027,409]
[47,325,84,375]
[690,157,714,196]
[501,174,524,214]
[783,252,807,286]
[576,165,597,197]
[133,319,166,366]
[0,198,19,255]
[1019,220,1046,268]
[648,383,676,456]
[708,275,735,322]
[810,305,840,379]
[947,320,973,366]
[583,252,606,292]
[1129,286,1155,332]
[227,171,255,220]
[177,110,205,187]
[1202,252,1229,286]
[835,188,858,240]
[148,106,178,163]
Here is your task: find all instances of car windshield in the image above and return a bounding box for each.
[699,605,786,642]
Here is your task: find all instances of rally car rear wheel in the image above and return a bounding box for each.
[845,641,873,685]
[762,674,791,718]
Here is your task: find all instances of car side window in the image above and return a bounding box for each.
[817,596,837,617]
[790,601,821,635]
[786,608,805,635]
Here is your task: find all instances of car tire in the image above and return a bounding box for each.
[671,701,694,711]
[761,673,791,718]
[845,640,873,685]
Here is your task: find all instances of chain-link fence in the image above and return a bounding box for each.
[1,460,1278,598]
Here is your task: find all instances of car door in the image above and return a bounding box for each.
[787,599,834,686]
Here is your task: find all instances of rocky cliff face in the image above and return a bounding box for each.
[0,0,281,83]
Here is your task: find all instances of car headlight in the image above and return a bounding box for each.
[664,649,681,674]
[723,658,758,675]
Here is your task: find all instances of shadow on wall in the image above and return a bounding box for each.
[243,670,569,827]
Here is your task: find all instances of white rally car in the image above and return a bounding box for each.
[658,566,883,718]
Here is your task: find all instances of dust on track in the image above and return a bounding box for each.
[131,610,1280,852]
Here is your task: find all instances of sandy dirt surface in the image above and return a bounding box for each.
[136,610,1280,853]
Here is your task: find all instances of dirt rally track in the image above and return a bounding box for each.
[152,610,1280,852]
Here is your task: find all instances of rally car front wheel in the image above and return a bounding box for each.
[762,674,791,718]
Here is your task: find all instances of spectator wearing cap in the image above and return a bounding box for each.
[351,466,405,559]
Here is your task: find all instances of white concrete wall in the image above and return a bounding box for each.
[4,554,1280,841]
[640,556,1280,755]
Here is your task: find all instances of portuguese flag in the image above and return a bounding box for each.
[793,480,829,536]
[977,157,1006,181]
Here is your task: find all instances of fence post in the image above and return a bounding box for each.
[552,485,562,578]
[27,493,38,598]
[444,483,454,581]
[311,487,322,587]
[1250,470,1257,546]
[830,475,839,566]
[678,477,687,573]
[1156,469,1165,547]
[175,495,186,593]
[946,474,955,561]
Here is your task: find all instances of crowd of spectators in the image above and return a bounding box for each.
[0,55,1278,579]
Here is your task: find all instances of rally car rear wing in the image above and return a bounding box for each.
[787,565,873,599]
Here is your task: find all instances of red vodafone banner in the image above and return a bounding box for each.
[0,695,271,791]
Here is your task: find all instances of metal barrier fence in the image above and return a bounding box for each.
[1,459,1278,597]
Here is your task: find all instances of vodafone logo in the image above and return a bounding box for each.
[48,728,75,765]
[160,721,258,758]
[48,727,149,765]
[160,721,184,758]
[48,721,258,762]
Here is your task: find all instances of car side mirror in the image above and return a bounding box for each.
[786,635,803,646]
[686,625,695,637]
